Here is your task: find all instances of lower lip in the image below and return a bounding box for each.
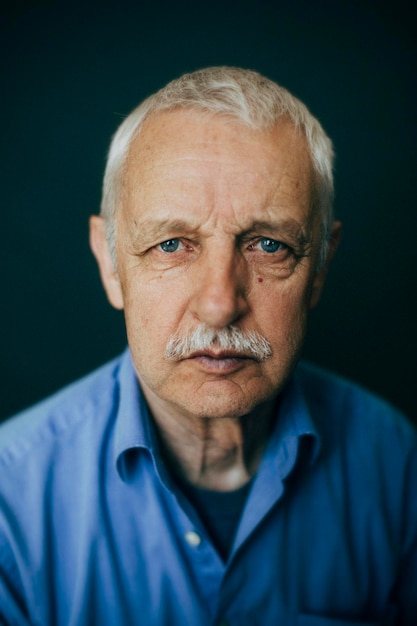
[189,356,250,372]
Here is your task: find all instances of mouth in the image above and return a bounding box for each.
[185,350,255,373]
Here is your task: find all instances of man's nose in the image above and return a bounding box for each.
[189,249,249,329]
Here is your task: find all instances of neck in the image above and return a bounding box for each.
[142,392,277,491]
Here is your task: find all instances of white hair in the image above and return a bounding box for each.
[100,66,335,270]
[165,324,272,362]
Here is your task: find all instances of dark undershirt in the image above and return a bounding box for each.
[176,476,253,561]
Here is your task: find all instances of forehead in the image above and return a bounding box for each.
[121,109,316,230]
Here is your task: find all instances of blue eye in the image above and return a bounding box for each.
[260,238,283,253]
[159,239,180,253]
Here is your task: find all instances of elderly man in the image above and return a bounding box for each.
[0,67,416,625]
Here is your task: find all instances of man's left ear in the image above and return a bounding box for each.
[309,221,342,310]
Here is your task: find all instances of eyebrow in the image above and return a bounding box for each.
[243,219,312,246]
[130,218,200,246]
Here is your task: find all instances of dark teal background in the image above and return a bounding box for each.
[1,0,416,423]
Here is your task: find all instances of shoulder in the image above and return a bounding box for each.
[0,354,124,469]
[295,360,416,450]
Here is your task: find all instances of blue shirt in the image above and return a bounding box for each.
[0,349,416,625]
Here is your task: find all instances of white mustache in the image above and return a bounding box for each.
[165,325,272,361]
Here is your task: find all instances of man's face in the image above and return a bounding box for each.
[91,109,338,421]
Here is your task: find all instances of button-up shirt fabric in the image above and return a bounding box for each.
[0,350,416,625]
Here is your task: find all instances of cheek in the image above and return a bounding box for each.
[253,280,312,350]
[123,281,185,348]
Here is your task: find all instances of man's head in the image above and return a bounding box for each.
[99,67,335,271]
[90,67,341,422]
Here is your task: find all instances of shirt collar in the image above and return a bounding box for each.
[273,367,321,465]
[114,349,159,481]
[247,368,321,513]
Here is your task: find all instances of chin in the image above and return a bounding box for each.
[176,384,278,420]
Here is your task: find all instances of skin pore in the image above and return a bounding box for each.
[90,109,341,491]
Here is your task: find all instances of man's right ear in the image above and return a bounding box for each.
[89,216,124,310]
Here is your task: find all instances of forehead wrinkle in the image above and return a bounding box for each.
[122,165,316,246]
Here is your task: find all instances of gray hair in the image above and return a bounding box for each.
[165,324,272,362]
[100,66,335,270]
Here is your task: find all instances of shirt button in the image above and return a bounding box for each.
[185,531,201,547]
